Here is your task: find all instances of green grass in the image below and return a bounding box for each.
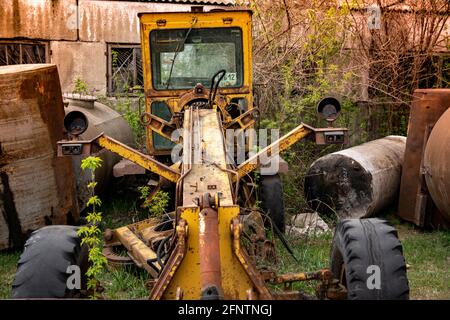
[274,215,450,299]
[396,225,450,299]
[272,231,334,295]
[0,213,448,299]
[99,268,150,300]
[0,251,20,299]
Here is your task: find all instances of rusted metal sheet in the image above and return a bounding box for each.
[0,64,78,250]
[0,0,78,40]
[423,106,450,228]
[305,136,406,219]
[398,89,450,226]
[182,108,234,207]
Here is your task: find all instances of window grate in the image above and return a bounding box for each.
[0,42,47,66]
[108,44,144,95]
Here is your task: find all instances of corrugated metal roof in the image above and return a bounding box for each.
[103,0,236,5]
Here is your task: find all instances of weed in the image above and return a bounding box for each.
[77,156,108,299]
[73,78,90,95]
[138,187,170,218]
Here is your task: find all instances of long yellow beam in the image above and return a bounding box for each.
[235,124,312,179]
[97,135,181,183]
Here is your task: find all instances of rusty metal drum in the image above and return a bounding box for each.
[423,107,450,224]
[0,64,78,250]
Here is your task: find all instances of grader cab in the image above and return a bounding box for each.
[12,8,409,300]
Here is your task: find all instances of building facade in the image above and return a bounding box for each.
[0,0,233,95]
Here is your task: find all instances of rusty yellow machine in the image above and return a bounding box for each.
[12,8,409,300]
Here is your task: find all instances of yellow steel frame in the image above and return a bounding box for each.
[138,10,254,156]
[96,135,181,183]
[235,124,313,180]
[158,206,270,300]
[56,8,351,300]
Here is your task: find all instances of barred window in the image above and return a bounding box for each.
[0,41,48,65]
[107,44,144,95]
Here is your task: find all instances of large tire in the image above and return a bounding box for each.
[260,174,285,233]
[12,225,89,298]
[330,218,409,300]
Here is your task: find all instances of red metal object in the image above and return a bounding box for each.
[423,107,450,227]
[398,89,450,228]
[198,193,223,299]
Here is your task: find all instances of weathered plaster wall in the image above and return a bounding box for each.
[50,41,106,94]
[0,0,78,40]
[78,0,218,43]
[0,0,222,93]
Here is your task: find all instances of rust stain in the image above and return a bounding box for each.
[0,171,25,248]
[12,0,21,34]
[0,65,79,249]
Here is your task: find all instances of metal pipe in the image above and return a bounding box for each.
[198,205,223,299]
[305,135,406,219]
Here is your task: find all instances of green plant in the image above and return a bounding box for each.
[73,78,90,95]
[77,156,108,299]
[138,187,170,218]
[117,97,146,148]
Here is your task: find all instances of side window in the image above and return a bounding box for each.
[0,42,48,65]
[107,44,144,95]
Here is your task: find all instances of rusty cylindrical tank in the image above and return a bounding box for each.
[63,94,134,209]
[423,107,450,225]
[305,136,406,219]
[0,64,78,250]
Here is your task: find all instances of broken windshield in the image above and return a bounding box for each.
[150,27,243,90]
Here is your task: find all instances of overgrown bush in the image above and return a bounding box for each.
[250,0,449,215]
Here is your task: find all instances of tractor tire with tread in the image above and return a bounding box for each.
[260,174,285,233]
[12,225,89,298]
[330,218,409,300]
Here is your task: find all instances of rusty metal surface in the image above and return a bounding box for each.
[114,225,161,277]
[235,124,313,180]
[0,64,78,250]
[231,217,273,299]
[423,106,450,227]
[398,89,450,226]
[198,194,223,298]
[181,109,234,207]
[150,219,188,300]
[58,134,182,183]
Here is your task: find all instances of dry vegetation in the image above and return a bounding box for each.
[243,0,450,214]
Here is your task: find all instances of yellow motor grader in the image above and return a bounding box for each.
[12,8,409,300]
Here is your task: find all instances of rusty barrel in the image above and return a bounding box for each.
[423,107,450,224]
[305,136,406,219]
[0,64,78,250]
